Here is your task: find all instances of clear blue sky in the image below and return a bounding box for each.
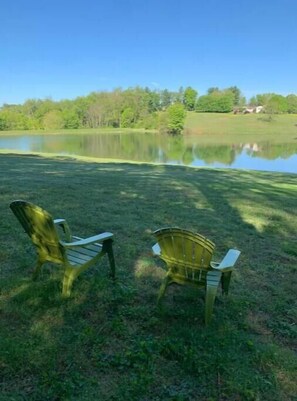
[1,0,296,106]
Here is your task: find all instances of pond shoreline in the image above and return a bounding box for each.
[0,129,296,174]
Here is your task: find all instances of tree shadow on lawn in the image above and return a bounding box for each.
[127,164,297,338]
[2,154,296,336]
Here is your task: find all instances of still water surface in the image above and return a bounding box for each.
[1,132,296,174]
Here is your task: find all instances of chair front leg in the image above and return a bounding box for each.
[102,239,116,279]
[62,268,79,297]
[205,270,221,325]
[205,284,218,325]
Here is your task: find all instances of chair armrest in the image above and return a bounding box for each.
[54,218,72,241]
[54,218,66,225]
[152,243,161,257]
[61,232,113,248]
[211,249,241,272]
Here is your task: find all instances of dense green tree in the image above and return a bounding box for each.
[144,87,160,112]
[216,92,235,112]
[166,103,186,134]
[183,87,198,111]
[195,95,213,112]
[226,86,241,106]
[196,91,234,113]
[286,94,297,113]
[266,95,288,114]
[73,95,93,126]
[0,108,30,130]
[0,115,8,130]
[33,99,57,121]
[121,107,135,128]
[62,109,80,129]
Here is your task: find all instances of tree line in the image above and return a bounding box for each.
[0,86,296,134]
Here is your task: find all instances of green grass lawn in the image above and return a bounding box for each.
[1,154,296,401]
[185,112,297,143]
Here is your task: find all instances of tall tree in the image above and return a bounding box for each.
[266,95,288,114]
[226,86,241,106]
[183,87,198,111]
[160,89,173,109]
[166,103,186,134]
[286,94,297,113]
[196,91,234,113]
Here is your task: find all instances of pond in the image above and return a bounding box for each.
[0,132,297,174]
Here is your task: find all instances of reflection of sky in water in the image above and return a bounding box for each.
[0,136,48,152]
[0,136,33,151]
[191,149,297,174]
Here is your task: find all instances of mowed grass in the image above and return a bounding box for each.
[0,154,296,401]
[185,112,297,143]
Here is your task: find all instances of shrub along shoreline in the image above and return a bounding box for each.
[1,153,296,401]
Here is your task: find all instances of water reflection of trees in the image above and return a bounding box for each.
[193,145,237,165]
[24,132,297,167]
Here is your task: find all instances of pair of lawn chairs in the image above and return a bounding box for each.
[10,200,240,324]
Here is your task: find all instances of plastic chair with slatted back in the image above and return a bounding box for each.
[152,227,240,324]
[10,200,115,297]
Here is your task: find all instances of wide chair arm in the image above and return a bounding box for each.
[211,249,241,272]
[61,232,113,248]
[152,243,161,257]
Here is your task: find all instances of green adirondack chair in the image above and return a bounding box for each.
[10,200,116,297]
[152,227,240,324]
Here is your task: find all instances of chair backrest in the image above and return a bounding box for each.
[154,228,215,272]
[10,200,64,263]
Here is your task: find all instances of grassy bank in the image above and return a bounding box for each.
[0,127,153,136]
[185,112,297,143]
[1,154,296,401]
[1,112,297,145]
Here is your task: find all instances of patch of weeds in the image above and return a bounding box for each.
[267,319,297,339]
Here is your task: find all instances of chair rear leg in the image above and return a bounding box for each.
[221,272,232,295]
